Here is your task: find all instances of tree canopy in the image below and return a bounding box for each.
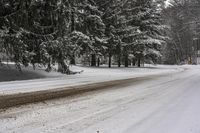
[0,0,167,73]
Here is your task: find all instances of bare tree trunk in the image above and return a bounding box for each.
[117,42,121,67]
[91,54,96,66]
[97,57,100,67]
[45,57,52,72]
[118,55,121,67]
[58,62,63,73]
[70,54,76,65]
[58,61,70,74]
[108,53,112,68]
[132,58,136,66]
[138,57,141,67]
[125,54,128,67]
[71,10,75,32]
[57,53,70,74]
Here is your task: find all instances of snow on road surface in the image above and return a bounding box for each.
[0,65,200,133]
[0,65,182,95]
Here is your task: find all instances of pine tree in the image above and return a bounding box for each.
[68,0,106,67]
[121,0,166,67]
[0,0,168,73]
[0,0,72,72]
[117,0,143,67]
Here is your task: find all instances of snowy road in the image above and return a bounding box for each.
[0,65,181,95]
[0,66,200,133]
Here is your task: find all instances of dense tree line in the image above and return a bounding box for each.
[163,0,200,64]
[0,0,166,73]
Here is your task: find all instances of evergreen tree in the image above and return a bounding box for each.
[68,0,105,66]
[0,0,105,72]
[0,0,72,73]
[0,0,168,73]
[94,0,122,67]
[120,0,166,67]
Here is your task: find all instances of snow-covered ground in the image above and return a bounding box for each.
[0,63,183,95]
[0,63,64,82]
[0,65,200,133]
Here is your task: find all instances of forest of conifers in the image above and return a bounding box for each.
[0,0,200,73]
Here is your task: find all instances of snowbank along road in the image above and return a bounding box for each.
[0,65,181,95]
[0,65,200,133]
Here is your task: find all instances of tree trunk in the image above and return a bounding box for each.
[118,55,121,67]
[45,57,52,72]
[125,54,128,67]
[70,9,76,65]
[70,55,76,65]
[0,59,2,66]
[117,42,121,67]
[57,53,70,74]
[132,58,136,66]
[58,62,63,73]
[91,54,96,66]
[97,57,100,67]
[108,53,112,68]
[138,57,141,67]
[71,10,75,32]
[58,61,70,74]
